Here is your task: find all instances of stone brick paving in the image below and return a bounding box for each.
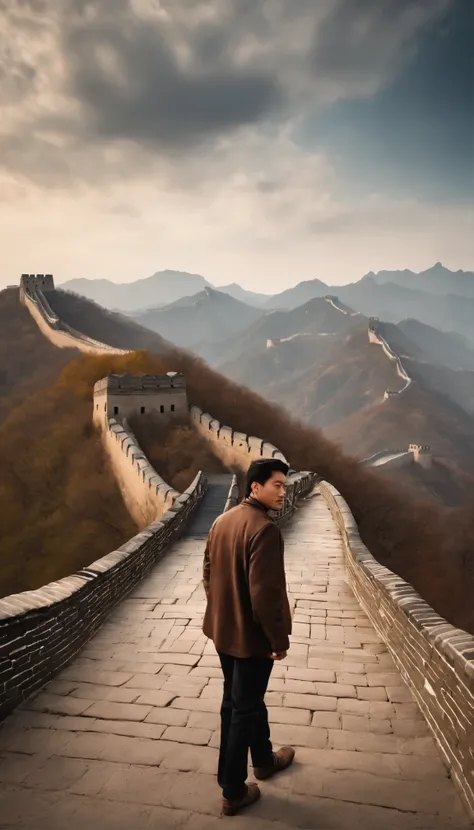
[0,490,471,829]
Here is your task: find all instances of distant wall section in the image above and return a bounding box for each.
[19,274,128,356]
[361,446,432,469]
[368,317,412,399]
[324,295,360,317]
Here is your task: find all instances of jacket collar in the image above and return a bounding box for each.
[242,496,269,514]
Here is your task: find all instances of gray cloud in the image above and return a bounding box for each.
[63,13,281,148]
[0,0,454,188]
[311,0,450,87]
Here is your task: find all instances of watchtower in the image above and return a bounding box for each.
[20,273,54,304]
[409,444,432,469]
[368,317,379,332]
[93,373,188,425]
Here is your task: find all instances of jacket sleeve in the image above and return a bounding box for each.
[248,522,290,653]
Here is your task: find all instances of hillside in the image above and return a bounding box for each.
[397,318,474,370]
[218,312,474,497]
[260,324,405,428]
[0,355,136,597]
[0,347,231,599]
[130,412,227,493]
[4,287,474,631]
[221,332,337,391]
[47,290,172,352]
[374,458,474,508]
[0,288,73,423]
[336,279,474,347]
[133,287,262,355]
[409,361,474,417]
[217,295,362,369]
[326,383,474,476]
[217,283,270,306]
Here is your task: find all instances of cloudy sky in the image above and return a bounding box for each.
[1,0,472,292]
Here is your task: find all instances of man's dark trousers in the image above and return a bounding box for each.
[217,652,274,800]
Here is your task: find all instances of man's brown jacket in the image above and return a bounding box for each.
[202,497,292,658]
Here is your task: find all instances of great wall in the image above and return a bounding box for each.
[0,274,472,827]
[368,315,413,399]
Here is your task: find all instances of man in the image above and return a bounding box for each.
[202,457,295,817]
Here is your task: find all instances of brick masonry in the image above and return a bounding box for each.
[189,404,316,523]
[0,454,314,726]
[320,481,474,820]
[0,474,206,721]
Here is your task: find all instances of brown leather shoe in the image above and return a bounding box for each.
[254,746,295,780]
[222,783,261,816]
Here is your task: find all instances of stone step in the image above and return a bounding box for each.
[184,473,233,538]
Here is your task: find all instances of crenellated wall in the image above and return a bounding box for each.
[409,443,433,469]
[190,405,316,522]
[0,473,206,720]
[324,295,360,317]
[190,404,288,470]
[319,482,474,820]
[361,446,432,469]
[97,416,180,527]
[93,373,188,422]
[20,274,128,356]
[368,317,412,399]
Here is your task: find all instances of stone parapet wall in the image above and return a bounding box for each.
[361,447,432,469]
[190,405,288,470]
[191,406,316,521]
[360,448,407,465]
[21,280,127,356]
[324,295,360,317]
[319,481,474,820]
[368,323,412,399]
[0,474,205,721]
[223,475,240,513]
[96,415,179,527]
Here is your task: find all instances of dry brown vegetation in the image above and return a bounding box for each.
[0,288,72,423]
[129,412,226,493]
[2,288,473,633]
[0,349,224,598]
[0,364,136,598]
[374,458,474,508]
[47,289,171,352]
[91,347,472,635]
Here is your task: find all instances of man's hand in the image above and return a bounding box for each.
[271,650,287,661]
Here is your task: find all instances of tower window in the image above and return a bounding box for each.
[170,404,175,412]
[160,405,164,413]
[104,403,107,412]
[114,406,119,415]
[140,406,145,414]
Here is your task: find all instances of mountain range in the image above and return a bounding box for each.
[38,279,474,504]
[61,263,474,348]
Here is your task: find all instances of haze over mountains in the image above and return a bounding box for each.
[3,279,474,633]
[49,261,474,507]
[62,263,474,348]
[133,287,263,353]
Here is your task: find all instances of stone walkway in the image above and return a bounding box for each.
[0,491,471,829]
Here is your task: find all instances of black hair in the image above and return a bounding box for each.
[245,457,289,497]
